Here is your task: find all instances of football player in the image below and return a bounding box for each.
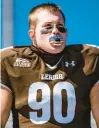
[1,3,99,128]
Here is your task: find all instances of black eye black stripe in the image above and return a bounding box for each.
[41,26,66,33]
[57,26,66,33]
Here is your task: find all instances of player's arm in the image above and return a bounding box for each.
[0,47,14,127]
[1,86,12,128]
[90,82,99,128]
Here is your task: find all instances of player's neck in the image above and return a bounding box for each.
[31,45,65,66]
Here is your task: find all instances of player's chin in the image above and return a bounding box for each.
[50,41,64,46]
[50,44,65,54]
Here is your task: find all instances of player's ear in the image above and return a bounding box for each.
[28,29,36,40]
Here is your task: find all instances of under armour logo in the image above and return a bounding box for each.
[65,61,75,67]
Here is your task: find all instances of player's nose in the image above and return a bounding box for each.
[52,26,59,34]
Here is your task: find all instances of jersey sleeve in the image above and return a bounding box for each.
[0,48,13,92]
[0,62,12,91]
[82,44,99,79]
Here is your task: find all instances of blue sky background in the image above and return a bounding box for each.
[6,0,99,46]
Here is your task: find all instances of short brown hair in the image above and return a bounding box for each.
[28,3,65,28]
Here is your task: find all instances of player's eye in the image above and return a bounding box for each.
[41,23,66,34]
[57,26,66,33]
[55,24,66,33]
[44,24,53,30]
[41,25,52,34]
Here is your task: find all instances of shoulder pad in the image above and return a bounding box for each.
[82,44,99,75]
[82,44,99,55]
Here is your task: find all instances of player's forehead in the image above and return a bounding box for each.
[36,10,64,25]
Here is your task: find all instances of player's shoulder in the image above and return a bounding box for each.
[66,44,99,75]
[82,44,99,75]
[0,45,30,60]
[66,44,99,55]
[81,44,99,55]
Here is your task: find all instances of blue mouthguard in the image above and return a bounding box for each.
[49,35,64,41]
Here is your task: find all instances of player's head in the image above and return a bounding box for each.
[28,3,67,54]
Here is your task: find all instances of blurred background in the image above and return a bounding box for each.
[1,0,99,48]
